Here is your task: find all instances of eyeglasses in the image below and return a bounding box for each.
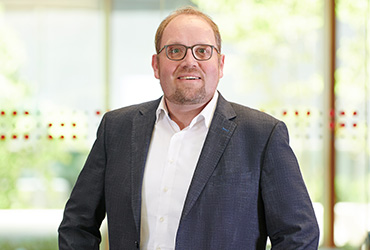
[158,44,220,61]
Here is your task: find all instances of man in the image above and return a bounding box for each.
[58,6,319,250]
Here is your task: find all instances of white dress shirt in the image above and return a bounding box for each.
[140,92,219,250]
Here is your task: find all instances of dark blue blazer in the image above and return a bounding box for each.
[59,94,319,249]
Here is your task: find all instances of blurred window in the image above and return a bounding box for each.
[335,0,370,247]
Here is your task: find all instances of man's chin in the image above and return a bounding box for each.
[167,94,206,105]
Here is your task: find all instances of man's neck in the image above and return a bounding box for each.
[164,99,209,130]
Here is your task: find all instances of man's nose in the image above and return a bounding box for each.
[182,48,197,64]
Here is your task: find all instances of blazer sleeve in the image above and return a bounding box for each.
[261,121,320,249]
[58,115,107,250]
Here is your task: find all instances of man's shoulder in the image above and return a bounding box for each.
[230,102,278,123]
[217,95,280,125]
[224,101,286,138]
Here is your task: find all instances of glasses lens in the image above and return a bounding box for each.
[166,45,186,60]
[193,45,213,60]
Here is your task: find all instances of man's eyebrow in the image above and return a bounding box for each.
[166,42,183,45]
[166,42,210,46]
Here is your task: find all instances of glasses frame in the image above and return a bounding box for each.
[158,44,220,61]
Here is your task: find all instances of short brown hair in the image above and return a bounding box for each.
[155,6,222,54]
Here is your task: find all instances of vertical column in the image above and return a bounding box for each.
[323,0,336,247]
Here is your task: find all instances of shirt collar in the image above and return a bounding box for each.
[155,91,219,129]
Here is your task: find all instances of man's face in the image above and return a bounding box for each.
[152,15,225,106]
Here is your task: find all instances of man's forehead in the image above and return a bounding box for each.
[166,14,210,29]
[161,15,215,44]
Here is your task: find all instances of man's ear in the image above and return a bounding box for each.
[218,54,225,79]
[152,54,160,79]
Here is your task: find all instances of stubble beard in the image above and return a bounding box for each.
[166,83,207,105]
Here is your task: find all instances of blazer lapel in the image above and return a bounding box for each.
[130,99,159,233]
[181,95,237,218]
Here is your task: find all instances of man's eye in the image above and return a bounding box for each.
[169,48,181,54]
[198,48,206,53]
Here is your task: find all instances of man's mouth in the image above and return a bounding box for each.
[177,76,201,80]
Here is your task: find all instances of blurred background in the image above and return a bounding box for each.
[0,0,369,249]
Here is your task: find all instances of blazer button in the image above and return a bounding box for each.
[135,241,139,248]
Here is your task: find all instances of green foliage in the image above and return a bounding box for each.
[0,7,79,209]
[334,1,369,205]
[0,237,57,250]
[192,0,324,108]
[335,0,368,107]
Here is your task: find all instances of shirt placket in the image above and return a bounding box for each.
[153,129,184,250]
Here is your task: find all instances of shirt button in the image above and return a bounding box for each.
[163,187,168,192]
[159,217,164,222]
[156,247,161,250]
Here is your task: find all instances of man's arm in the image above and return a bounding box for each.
[58,116,107,250]
[261,121,320,249]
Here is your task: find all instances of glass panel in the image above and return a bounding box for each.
[335,0,370,248]
[0,1,104,249]
[0,2,105,205]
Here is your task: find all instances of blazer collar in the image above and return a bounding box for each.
[180,93,237,218]
[131,98,160,233]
